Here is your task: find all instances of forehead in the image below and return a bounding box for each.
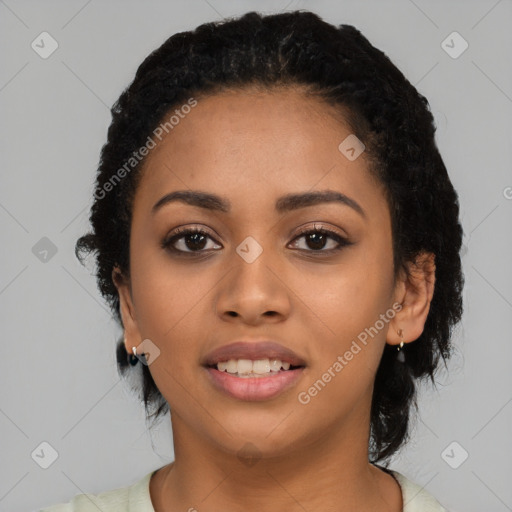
[133,88,386,218]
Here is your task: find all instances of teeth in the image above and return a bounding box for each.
[226,359,238,373]
[237,359,253,375]
[269,359,281,372]
[216,358,293,375]
[253,359,270,374]
[217,361,229,372]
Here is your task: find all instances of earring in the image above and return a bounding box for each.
[396,329,405,363]
[126,337,139,366]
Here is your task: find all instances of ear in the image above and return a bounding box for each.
[112,266,143,354]
[387,251,436,346]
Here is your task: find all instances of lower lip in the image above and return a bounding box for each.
[205,367,305,401]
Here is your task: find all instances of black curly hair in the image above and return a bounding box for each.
[75,10,464,463]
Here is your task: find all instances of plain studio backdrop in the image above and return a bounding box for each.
[1,1,511,511]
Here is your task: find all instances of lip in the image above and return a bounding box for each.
[202,340,307,367]
[204,366,305,401]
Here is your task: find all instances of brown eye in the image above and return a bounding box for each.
[289,225,352,253]
[162,227,222,254]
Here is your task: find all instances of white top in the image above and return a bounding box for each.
[40,468,447,511]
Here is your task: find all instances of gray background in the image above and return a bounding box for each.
[1,1,511,511]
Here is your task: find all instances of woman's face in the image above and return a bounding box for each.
[117,87,402,458]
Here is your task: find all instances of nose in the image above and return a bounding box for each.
[214,248,292,326]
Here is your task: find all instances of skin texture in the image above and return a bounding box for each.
[113,88,435,512]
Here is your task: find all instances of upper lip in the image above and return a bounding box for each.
[203,340,307,367]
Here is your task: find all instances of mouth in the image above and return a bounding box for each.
[202,341,306,401]
[204,364,305,401]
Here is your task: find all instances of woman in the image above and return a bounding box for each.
[42,10,463,512]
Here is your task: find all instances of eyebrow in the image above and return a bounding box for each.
[152,189,366,218]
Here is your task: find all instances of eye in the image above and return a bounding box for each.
[288,223,352,253]
[161,227,222,254]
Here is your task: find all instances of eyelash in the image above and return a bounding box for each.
[161,224,352,256]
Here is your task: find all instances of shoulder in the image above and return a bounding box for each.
[390,470,448,512]
[39,470,155,512]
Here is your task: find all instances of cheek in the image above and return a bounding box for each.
[307,243,394,342]
[129,244,209,360]
[129,253,212,410]
[298,233,395,392]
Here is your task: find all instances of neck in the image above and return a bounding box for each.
[151,413,402,512]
